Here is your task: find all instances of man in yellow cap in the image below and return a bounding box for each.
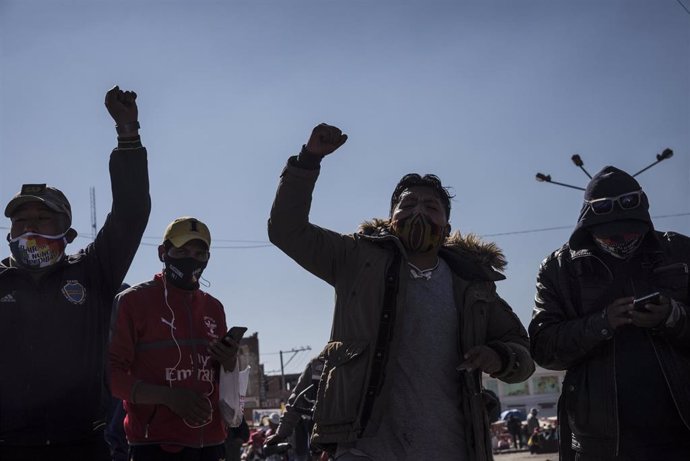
[109,217,238,461]
[0,86,150,460]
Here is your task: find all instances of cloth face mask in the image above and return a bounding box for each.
[391,212,445,253]
[593,233,644,259]
[9,231,68,269]
[164,256,207,290]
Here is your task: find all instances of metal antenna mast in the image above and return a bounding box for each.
[632,149,674,177]
[535,149,674,191]
[90,187,97,240]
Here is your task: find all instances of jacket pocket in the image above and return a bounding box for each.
[563,362,612,439]
[314,340,370,426]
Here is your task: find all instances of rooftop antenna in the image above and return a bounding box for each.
[536,149,674,191]
[534,173,585,191]
[90,187,97,240]
[570,154,592,179]
[632,148,674,178]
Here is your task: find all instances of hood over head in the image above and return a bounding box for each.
[569,165,653,250]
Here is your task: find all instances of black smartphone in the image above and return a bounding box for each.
[223,326,247,344]
[633,292,660,312]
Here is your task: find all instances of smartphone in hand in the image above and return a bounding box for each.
[223,326,247,345]
[633,292,660,312]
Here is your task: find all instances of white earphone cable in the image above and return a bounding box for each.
[162,273,214,429]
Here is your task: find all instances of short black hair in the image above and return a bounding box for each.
[390,173,453,219]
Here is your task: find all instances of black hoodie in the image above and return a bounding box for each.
[569,165,653,251]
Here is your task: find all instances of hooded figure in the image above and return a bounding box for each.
[569,166,652,257]
[0,86,150,459]
[530,165,690,460]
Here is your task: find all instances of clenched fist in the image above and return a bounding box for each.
[105,85,139,129]
[304,123,348,156]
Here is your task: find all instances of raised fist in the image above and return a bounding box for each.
[304,123,348,156]
[105,85,139,127]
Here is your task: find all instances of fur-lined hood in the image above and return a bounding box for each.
[358,218,507,281]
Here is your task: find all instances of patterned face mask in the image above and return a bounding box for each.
[593,233,644,259]
[9,231,68,269]
[164,255,207,290]
[391,212,445,253]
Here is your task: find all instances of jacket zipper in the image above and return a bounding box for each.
[580,251,624,455]
[616,278,640,456]
[612,336,619,457]
[595,254,618,457]
[144,406,158,439]
[579,252,619,455]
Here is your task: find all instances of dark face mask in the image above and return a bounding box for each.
[164,256,207,290]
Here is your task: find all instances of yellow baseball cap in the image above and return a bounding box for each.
[163,217,211,248]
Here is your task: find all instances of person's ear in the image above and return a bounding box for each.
[158,245,166,263]
[6,233,10,242]
[65,228,78,243]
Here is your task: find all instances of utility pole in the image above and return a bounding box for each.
[89,187,97,240]
[279,346,311,391]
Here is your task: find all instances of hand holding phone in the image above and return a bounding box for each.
[210,326,247,372]
[223,326,247,345]
[633,292,661,312]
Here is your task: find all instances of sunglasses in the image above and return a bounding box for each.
[585,190,643,215]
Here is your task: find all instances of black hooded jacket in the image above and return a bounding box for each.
[529,166,690,459]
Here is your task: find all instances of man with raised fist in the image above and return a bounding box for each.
[0,86,150,460]
[268,124,533,461]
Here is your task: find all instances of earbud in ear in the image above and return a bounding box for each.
[158,244,167,263]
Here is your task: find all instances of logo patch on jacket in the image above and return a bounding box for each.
[0,292,17,303]
[203,316,219,338]
[62,280,86,305]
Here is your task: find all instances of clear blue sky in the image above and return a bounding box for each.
[1,0,689,376]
